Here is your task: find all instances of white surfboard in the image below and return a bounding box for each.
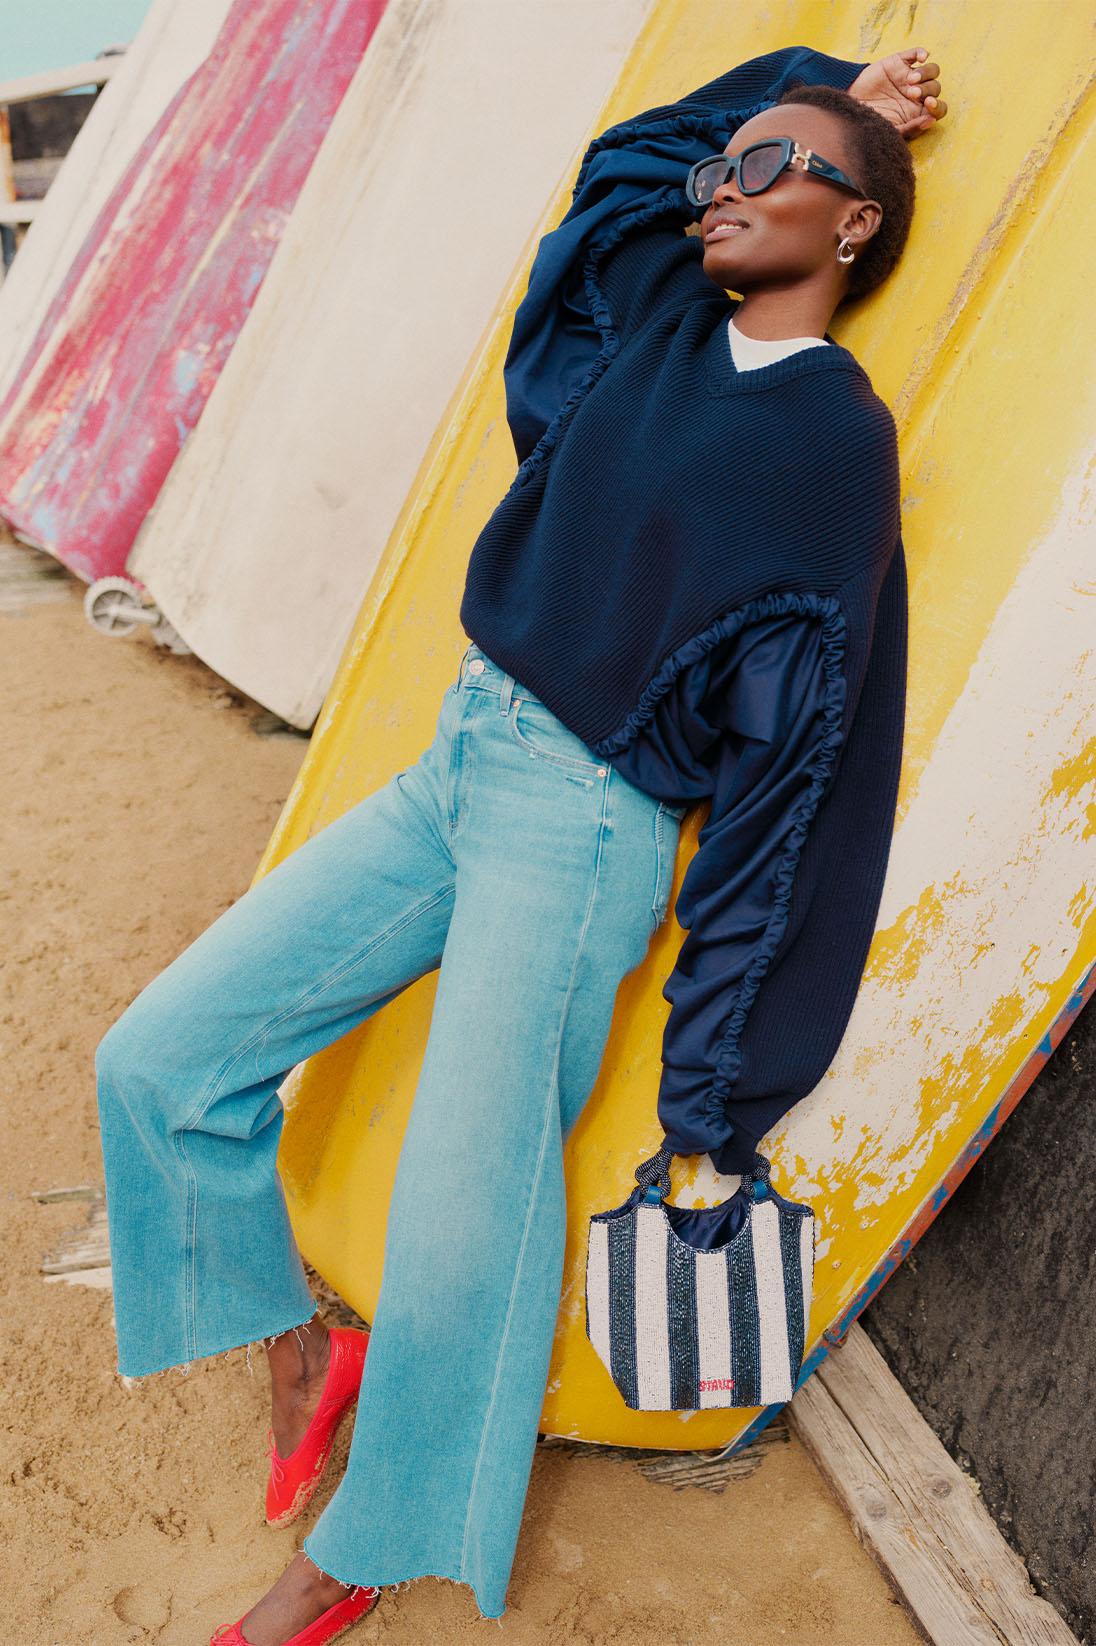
[128,0,653,728]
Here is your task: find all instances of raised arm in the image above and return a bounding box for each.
[503,47,866,464]
[503,44,947,466]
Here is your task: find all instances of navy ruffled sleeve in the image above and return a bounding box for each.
[609,598,852,1174]
[504,46,865,462]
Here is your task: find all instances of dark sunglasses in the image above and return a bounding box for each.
[685,138,863,210]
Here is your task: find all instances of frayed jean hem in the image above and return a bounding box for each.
[115,1304,319,1382]
[302,1539,507,1621]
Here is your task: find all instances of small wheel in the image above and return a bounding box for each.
[84,576,147,637]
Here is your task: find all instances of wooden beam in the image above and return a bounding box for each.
[789,1323,1079,1646]
[0,57,121,106]
[0,201,40,225]
[0,107,14,207]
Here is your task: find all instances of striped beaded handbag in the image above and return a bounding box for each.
[585,1144,815,1411]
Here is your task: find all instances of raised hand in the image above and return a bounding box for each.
[847,47,947,137]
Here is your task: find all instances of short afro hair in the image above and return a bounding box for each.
[777,82,916,300]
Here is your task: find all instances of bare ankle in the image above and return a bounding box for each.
[265,1316,330,1388]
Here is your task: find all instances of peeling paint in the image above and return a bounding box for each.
[0,0,387,581]
[252,4,1096,1453]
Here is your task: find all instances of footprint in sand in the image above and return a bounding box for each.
[111,1584,171,1631]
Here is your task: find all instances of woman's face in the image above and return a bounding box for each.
[699,104,873,296]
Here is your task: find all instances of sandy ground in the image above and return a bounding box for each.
[0,564,926,1645]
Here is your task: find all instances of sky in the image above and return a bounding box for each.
[1,0,154,82]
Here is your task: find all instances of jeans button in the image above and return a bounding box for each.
[468,658,485,675]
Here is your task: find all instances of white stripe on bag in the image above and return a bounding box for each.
[751,1200,792,1403]
[634,1204,671,1409]
[586,1220,612,1374]
[694,1248,733,1407]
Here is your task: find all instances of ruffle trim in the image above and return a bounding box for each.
[573,103,772,192]
[593,589,845,755]
[593,593,847,1138]
[506,102,773,497]
[506,191,684,495]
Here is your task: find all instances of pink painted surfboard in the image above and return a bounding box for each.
[0,0,387,581]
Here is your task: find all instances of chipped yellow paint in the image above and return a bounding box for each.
[861,874,960,987]
[256,1,1096,1446]
[1045,737,1096,811]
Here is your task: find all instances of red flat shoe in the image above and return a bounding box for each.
[210,1584,380,1645]
[265,1326,369,1527]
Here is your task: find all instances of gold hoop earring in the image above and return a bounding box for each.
[837,237,855,266]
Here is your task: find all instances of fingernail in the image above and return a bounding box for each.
[909,71,920,82]
[926,96,937,108]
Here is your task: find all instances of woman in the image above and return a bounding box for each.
[96,41,946,1646]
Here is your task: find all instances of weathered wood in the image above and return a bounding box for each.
[0,59,119,106]
[43,1268,113,1290]
[542,1418,791,1492]
[37,1187,111,1284]
[32,1185,102,1204]
[789,1325,1080,1646]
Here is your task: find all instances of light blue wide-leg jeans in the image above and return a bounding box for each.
[95,645,681,1618]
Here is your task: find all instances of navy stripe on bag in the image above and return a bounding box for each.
[586,1154,815,1412]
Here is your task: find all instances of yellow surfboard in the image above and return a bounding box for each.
[258,0,1096,1449]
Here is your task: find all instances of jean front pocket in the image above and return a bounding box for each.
[652,802,684,927]
[507,698,608,777]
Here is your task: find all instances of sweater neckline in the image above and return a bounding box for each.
[704,305,864,396]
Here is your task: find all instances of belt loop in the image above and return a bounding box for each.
[499,672,515,715]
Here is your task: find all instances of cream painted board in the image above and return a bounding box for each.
[130,0,652,727]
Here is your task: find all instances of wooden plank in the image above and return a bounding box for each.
[31,1185,101,1204]
[35,1184,111,1283]
[789,1325,1079,1646]
[0,59,120,106]
[542,1418,792,1492]
[0,202,39,225]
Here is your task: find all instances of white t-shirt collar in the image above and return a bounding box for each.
[727,316,829,373]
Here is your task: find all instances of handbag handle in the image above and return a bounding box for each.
[633,1142,773,1203]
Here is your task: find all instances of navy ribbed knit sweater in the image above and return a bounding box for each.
[460,47,907,1173]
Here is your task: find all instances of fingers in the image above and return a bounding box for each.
[908,61,940,89]
[905,96,948,136]
[903,49,945,123]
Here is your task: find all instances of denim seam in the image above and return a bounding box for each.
[172,882,455,1356]
[458,770,610,1580]
[652,804,676,925]
[447,690,482,843]
[507,700,603,776]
